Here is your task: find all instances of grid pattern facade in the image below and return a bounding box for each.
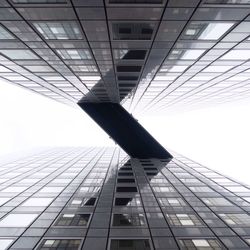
[0,147,250,249]
[0,1,250,113]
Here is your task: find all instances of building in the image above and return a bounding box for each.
[0,0,250,114]
[0,147,250,249]
[1,0,250,249]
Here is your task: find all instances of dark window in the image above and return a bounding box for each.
[118,83,136,88]
[123,50,147,60]
[113,213,145,226]
[146,172,157,176]
[109,0,162,3]
[120,167,132,171]
[119,28,132,34]
[115,197,141,206]
[117,178,135,183]
[118,172,134,176]
[110,239,151,250]
[83,197,96,206]
[116,187,138,192]
[118,76,139,81]
[12,0,67,3]
[113,23,155,40]
[144,167,157,171]
[115,198,132,206]
[141,28,153,34]
[117,66,142,72]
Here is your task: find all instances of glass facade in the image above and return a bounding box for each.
[0,0,249,111]
[1,1,250,248]
[0,147,249,249]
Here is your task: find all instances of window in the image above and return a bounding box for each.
[12,0,67,3]
[71,197,96,206]
[178,239,222,249]
[115,197,141,206]
[0,198,11,206]
[109,0,162,3]
[113,49,147,60]
[203,65,234,73]
[166,213,202,226]
[56,49,91,60]
[0,239,14,250]
[112,213,145,226]
[150,178,168,184]
[189,186,214,192]
[39,186,64,193]
[219,213,250,226]
[225,186,250,192]
[181,50,206,60]
[54,213,90,227]
[0,66,11,72]
[51,179,71,184]
[180,178,201,184]
[79,186,100,193]
[0,50,39,60]
[117,65,142,73]
[80,76,101,81]
[21,197,53,207]
[160,65,189,73]
[184,22,234,40]
[41,76,64,81]
[33,22,83,40]
[204,0,250,4]
[109,239,151,250]
[117,178,135,183]
[2,186,27,193]
[154,75,178,81]
[112,23,155,40]
[245,238,250,244]
[37,239,81,250]
[116,187,138,192]
[0,25,15,39]
[4,75,28,81]
[0,213,38,227]
[243,197,250,203]
[0,179,8,183]
[152,186,175,192]
[24,65,54,72]
[158,197,187,207]
[169,49,205,60]
[202,197,233,206]
[19,179,39,184]
[70,65,98,72]
[119,167,132,171]
[146,172,158,176]
[118,172,134,176]
[221,50,250,60]
[191,75,215,81]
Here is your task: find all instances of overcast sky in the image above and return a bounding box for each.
[1,79,250,185]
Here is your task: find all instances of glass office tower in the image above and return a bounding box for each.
[0,0,250,114]
[1,1,250,249]
[0,147,250,249]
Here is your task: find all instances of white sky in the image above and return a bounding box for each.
[1,79,250,185]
